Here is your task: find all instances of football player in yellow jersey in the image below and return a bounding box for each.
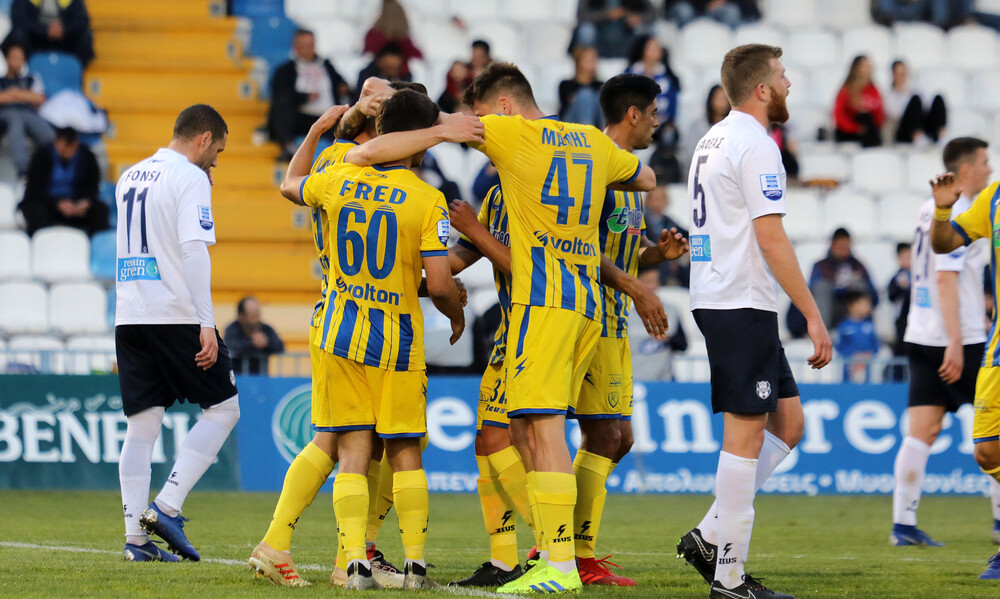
[571,74,689,586]
[930,171,1000,579]
[281,90,466,590]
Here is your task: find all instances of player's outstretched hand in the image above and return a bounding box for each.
[806,317,833,369]
[312,104,350,135]
[930,172,960,209]
[448,200,478,235]
[449,313,466,345]
[195,326,218,371]
[360,93,390,117]
[440,113,485,144]
[454,277,468,307]
[632,285,668,340]
[657,227,689,261]
[939,342,964,384]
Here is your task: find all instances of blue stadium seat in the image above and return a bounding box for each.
[249,16,298,69]
[231,0,286,18]
[28,51,83,96]
[89,230,116,282]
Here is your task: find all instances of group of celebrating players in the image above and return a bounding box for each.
[111,41,1000,598]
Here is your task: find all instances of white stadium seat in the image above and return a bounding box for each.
[878,191,925,241]
[31,226,90,282]
[905,151,942,193]
[947,25,997,70]
[6,334,65,374]
[894,23,947,70]
[915,69,970,110]
[413,20,468,61]
[972,69,1000,111]
[596,58,628,82]
[763,0,818,28]
[66,334,116,375]
[468,21,524,63]
[816,0,872,30]
[782,65,811,109]
[794,241,828,277]
[808,65,846,108]
[678,19,731,68]
[311,18,363,57]
[947,109,989,139]
[0,182,16,229]
[784,29,841,69]
[782,188,822,241]
[822,188,877,238]
[0,282,48,334]
[841,25,895,73]
[799,151,849,182]
[851,150,904,194]
[285,0,342,22]
[0,231,31,280]
[789,107,830,142]
[527,23,573,63]
[664,183,690,229]
[49,282,108,335]
[503,0,563,22]
[854,240,899,289]
[733,23,785,49]
[402,0,452,18]
[448,0,500,21]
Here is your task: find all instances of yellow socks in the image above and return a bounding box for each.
[525,470,546,552]
[573,450,613,559]
[477,455,519,570]
[365,457,395,543]
[985,464,1000,484]
[488,445,535,531]
[535,471,577,567]
[393,469,429,562]
[263,442,335,552]
[333,472,369,563]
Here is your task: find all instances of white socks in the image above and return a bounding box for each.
[119,406,165,544]
[892,436,931,526]
[491,558,513,572]
[155,396,240,516]
[990,477,1000,522]
[714,451,757,590]
[699,431,791,545]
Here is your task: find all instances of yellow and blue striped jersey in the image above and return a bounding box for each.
[301,161,450,371]
[598,189,646,337]
[951,180,1000,367]
[468,114,641,321]
[307,139,358,333]
[456,185,511,364]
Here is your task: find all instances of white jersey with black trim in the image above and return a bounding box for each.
[114,148,216,325]
[687,110,786,312]
[904,196,987,347]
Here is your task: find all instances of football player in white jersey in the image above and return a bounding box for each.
[115,104,240,563]
[891,137,1000,546]
[674,45,832,599]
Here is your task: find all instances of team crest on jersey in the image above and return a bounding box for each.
[755,380,772,399]
[993,223,1000,248]
[607,207,642,236]
[759,174,782,200]
[198,206,213,230]
[437,219,450,244]
[915,286,931,307]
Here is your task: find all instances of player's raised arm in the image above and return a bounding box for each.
[600,254,668,339]
[929,173,969,254]
[279,104,349,205]
[344,112,484,166]
[753,214,832,369]
[609,163,656,192]
[449,199,511,276]
[638,227,689,266]
[424,254,466,344]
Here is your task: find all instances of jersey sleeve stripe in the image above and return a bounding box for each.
[621,159,642,184]
[364,308,385,366]
[975,434,1000,443]
[951,220,973,245]
[299,175,310,203]
[529,246,547,306]
[421,250,448,257]
[333,299,359,358]
[456,238,480,253]
[394,313,413,371]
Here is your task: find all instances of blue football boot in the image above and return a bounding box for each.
[123,540,180,562]
[889,524,944,547]
[139,502,200,561]
[980,551,1000,580]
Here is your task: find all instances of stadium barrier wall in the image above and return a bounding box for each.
[0,375,992,496]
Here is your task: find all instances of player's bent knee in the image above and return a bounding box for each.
[201,395,240,432]
[481,425,512,455]
[974,443,1000,471]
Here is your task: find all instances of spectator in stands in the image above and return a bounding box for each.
[0,41,54,178]
[437,60,469,114]
[18,126,106,237]
[572,0,655,58]
[7,0,94,66]
[468,39,492,80]
[224,297,285,376]
[886,241,912,381]
[769,123,799,180]
[644,183,689,287]
[472,162,500,206]
[267,29,349,161]
[356,43,411,94]
[836,292,880,383]
[683,84,729,172]
[629,267,687,380]
[884,59,947,144]
[810,227,880,329]
[874,0,973,28]
[833,55,884,148]
[664,0,744,28]
[363,0,422,78]
[625,34,682,181]
[558,45,604,127]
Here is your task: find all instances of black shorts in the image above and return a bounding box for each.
[906,342,984,412]
[694,308,799,414]
[116,324,238,417]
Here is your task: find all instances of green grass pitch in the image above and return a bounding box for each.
[1,490,996,597]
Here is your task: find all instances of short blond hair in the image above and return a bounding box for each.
[720,44,783,106]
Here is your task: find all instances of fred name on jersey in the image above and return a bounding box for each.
[338,176,408,204]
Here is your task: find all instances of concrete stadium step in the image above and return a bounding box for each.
[95,95,268,117]
[211,240,321,294]
[214,289,322,306]
[92,16,243,35]
[88,0,227,22]
[93,30,245,70]
[86,70,259,107]
[212,190,314,243]
[106,112,264,146]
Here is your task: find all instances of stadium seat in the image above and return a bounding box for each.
[878,191,925,240]
[733,22,785,49]
[904,151,942,193]
[816,0,872,30]
[894,22,947,70]
[0,182,16,229]
[249,16,299,67]
[6,334,65,374]
[763,0,818,28]
[448,0,500,21]
[467,21,524,63]
[66,334,116,375]
[597,58,629,82]
[678,19,731,68]
[505,0,569,22]
[664,183,690,229]
[851,150,904,195]
[841,25,895,73]
[790,106,830,142]
[822,188,878,238]
[781,65,811,110]
[915,69,970,110]
[428,143,468,195]
[798,151,849,182]
[230,0,284,18]
[285,0,343,22]
[794,241,828,277]
[784,29,841,69]
[414,20,468,62]
[528,23,573,63]
[0,230,31,280]
[947,109,989,139]
[947,25,998,71]
[28,51,82,95]
[0,282,48,334]
[854,240,900,288]
[782,188,822,241]
[808,65,846,108]
[89,230,117,282]
[972,69,1000,111]
[31,226,90,283]
[312,18,363,58]
[49,282,109,336]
